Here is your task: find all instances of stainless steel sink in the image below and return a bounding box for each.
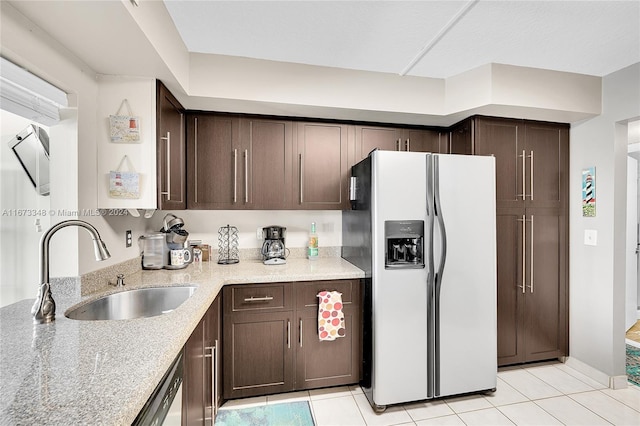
[65,285,197,321]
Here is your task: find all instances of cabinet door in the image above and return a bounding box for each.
[354,125,402,160]
[524,122,569,210]
[240,118,293,209]
[156,81,186,209]
[438,131,450,154]
[223,311,294,399]
[187,114,241,209]
[496,210,526,366]
[403,129,440,153]
[183,319,205,426]
[294,122,349,209]
[474,117,524,208]
[449,118,474,155]
[295,307,360,389]
[523,208,567,362]
[204,296,221,421]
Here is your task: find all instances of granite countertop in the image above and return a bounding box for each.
[0,257,363,425]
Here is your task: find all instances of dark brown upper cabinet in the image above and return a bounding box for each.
[187,114,241,209]
[294,122,350,209]
[354,125,443,161]
[240,117,294,209]
[156,81,186,209]
[187,114,295,209]
[474,117,569,210]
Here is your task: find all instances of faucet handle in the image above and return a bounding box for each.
[110,274,125,287]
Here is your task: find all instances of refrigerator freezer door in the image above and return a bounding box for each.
[371,151,430,406]
[434,154,497,397]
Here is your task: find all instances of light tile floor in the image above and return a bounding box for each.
[218,361,640,425]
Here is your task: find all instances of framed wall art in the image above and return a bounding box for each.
[582,167,596,217]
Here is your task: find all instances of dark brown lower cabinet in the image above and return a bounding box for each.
[496,208,567,366]
[183,296,221,425]
[223,280,361,400]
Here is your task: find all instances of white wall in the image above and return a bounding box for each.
[148,210,342,254]
[0,2,152,281]
[569,63,640,382]
[0,111,51,306]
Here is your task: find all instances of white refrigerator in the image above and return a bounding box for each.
[342,150,497,411]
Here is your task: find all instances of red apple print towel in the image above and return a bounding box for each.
[317,291,345,341]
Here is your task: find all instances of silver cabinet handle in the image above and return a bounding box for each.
[406,139,410,151]
[299,319,303,348]
[205,342,217,417]
[243,296,274,302]
[160,132,171,200]
[518,150,526,201]
[396,138,401,151]
[244,149,249,203]
[233,149,238,203]
[213,340,218,416]
[299,153,304,204]
[529,216,534,293]
[194,118,198,203]
[518,215,526,293]
[287,320,291,349]
[529,150,534,200]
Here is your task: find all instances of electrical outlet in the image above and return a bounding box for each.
[256,227,263,240]
[126,230,132,248]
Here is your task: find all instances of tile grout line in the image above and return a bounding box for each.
[565,389,626,425]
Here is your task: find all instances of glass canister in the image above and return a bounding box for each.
[218,224,239,264]
[141,232,166,269]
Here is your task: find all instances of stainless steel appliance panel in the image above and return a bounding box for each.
[371,151,429,406]
[434,154,497,397]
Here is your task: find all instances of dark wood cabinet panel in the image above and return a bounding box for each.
[474,117,523,207]
[156,81,186,209]
[187,114,241,209]
[524,208,567,362]
[404,129,441,153]
[496,211,524,365]
[223,280,362,400]
[226,282,292,313]
[355,125,402,160]
[525,123,569,209]
[183,295,221,425]
[240,117,294,209]
[472,116,568,367]
[294,122,349,209]
[183,318,205,425]
[295,308,360,390]
[295,279,359,309]
[449,117,474,155]
[204,296,222,421]
[223,311,294,399]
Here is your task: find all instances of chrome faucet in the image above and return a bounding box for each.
[32,220,111,324]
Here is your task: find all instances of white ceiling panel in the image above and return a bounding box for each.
[164,1,469,75]
[164,0,640,78]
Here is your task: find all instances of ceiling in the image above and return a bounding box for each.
[163,0,640,79]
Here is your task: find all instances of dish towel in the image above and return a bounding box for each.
[317,291,345,341]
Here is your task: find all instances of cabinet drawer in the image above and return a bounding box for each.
[224,283,292,314]
[296,279,359,309]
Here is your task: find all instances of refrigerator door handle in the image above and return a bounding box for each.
[432,155,447,398]
[425,154,436,399]
[433,156,448,286]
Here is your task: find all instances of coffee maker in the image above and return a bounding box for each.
[261,226,287,265]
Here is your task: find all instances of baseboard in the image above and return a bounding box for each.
[626,338,640,349]
[564,357,627,389]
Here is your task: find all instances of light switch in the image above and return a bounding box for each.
[584,229,598,246]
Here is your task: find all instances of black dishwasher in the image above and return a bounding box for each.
[133,349,183,426]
